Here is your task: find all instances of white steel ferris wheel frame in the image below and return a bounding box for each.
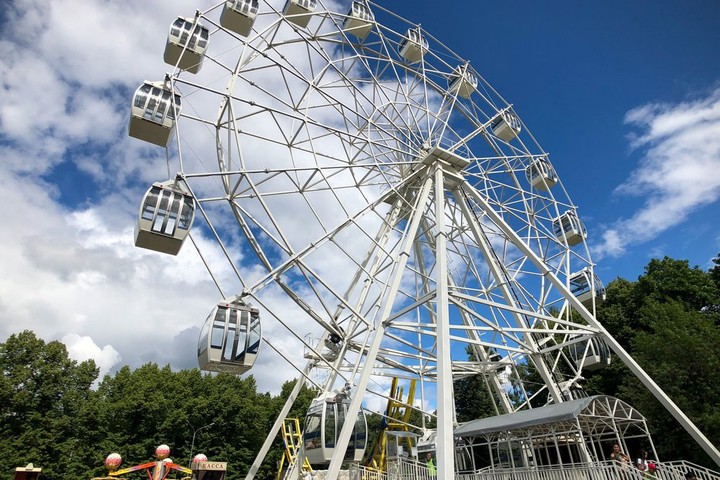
[152,0,720,476]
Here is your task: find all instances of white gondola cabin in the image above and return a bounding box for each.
[283,0,317,28]
[135,180,195,255]
[448,65,478,99]
[553,210,586,247]
[490,111,521,142]
[569,268,606,308]
[197,300,261,375]
[526,156,558,190]
[398,27,428,63]
[163,17,209,74]
[129,81,181,147]
[303,390,367,465]
[220,0,259,37]
[343,1,374,40]
[568,335,611,371]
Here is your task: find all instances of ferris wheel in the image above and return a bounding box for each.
[126,0,720,477]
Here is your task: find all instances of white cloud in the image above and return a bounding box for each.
[4,0,712,413]
[61,333,122,383]
[593,87,720,259]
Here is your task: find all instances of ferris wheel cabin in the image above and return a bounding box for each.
[283,0,317,28]
[568,335,611,371]
[553,210,586,247]
[129,81,181,147]
[197,300,261,375]
[303,391,367,465]
[490,111,521,142]
[135,180,195,255]
[343,1,374,39]
[163,17,209,74]
[448,65,478,99]
[220,0,259,37]
[526,157,558,191]
[569,268,606,308]
[399,28,429,63]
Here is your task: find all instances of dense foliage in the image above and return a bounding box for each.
[585,255,720,466]
[0,332,316,480]
[2,254,719,478]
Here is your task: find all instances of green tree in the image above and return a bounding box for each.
[596,277,637,349]
[633,257,719,312]
[0,330,98,480]
[710,253,720,290]
[454,347,501,422]
[620,301,720,465]
[454,373,499,422]
[590,257,720,467]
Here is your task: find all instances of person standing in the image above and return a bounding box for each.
[610,443,631,480]
[610,444,630,465]
[636,450,650,470]
[425,452,437,477]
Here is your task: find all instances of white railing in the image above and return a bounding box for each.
[348,463,387,480]
[387,458,435,480]
[341,459,720,480]
[459,460,719,480]
[658,461,720,480]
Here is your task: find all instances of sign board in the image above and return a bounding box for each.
[14,464,42,480]
[192,461,227,480]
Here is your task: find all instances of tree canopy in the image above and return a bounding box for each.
[0,331,317,480]
[585,255,720,465]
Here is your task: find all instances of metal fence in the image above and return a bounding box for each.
[336,459,720,480]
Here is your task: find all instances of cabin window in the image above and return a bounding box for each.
[178,201,193,229]
[211,309,226,348]
[198,28,209,49]
[151,191,170,233]
[223,327,236,360]
[233,0,259,15]
[570,276,589,296]
[141,187,160,220]
[325,403,336,448]
[353,411,367,448]
[171,19,183,38]
[135,84,151,108]
[248,314,261,354]
[198,319,210,355]
[166,196,182,234]
[144,95,157,120]
[235,317,248,361]
[304,405,322,450]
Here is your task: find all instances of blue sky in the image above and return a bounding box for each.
[391,0,720,281]
[0,0,719,397]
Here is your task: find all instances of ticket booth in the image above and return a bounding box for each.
[192,461,227,480]
[386,431,420,462]
[14,464,41,480]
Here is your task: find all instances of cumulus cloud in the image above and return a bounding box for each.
[0,0,240,380]
[593,87,720,259]
[62,333,122,383]
[2,0,714,416]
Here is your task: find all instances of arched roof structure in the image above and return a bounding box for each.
[453,396,655,467]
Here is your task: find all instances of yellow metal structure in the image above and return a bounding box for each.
[277,418,312,480]
[365,378,417,472]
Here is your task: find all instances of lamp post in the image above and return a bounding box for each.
[187,420,215,467]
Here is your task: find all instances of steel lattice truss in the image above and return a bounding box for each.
[173,0,597,402]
